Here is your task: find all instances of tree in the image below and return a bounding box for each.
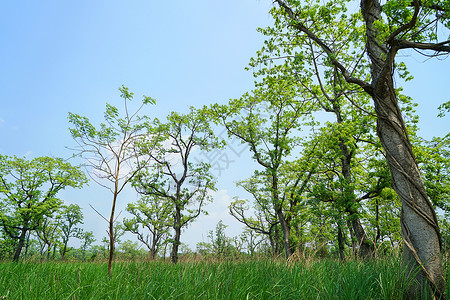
[68,85,155,275]
[209,78,312,258]
[59,204,84,260]
[270,0,449,296]
[34,214,61,260]
[79,230,95,260]
[0,155,86,261]
[123,195,172,259]
[207,220,234,257]
[133,108,222,263]
[229,177,280,255]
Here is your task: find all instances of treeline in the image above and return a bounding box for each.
[1,1,450,297]
[1,80,448,264]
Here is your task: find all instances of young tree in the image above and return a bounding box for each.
[68,85,155,275]
[207,220,233,257]
[79,230,95,260]
[133,108,222,263]
[123,195,172,259]
[34,214,61,260]
[267,0,449,296]
[59,204,84,260]
[0,155,86,261]
[229,178,280,255]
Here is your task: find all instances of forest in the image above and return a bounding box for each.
[1,0,450,299]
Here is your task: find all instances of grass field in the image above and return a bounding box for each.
[0,258,446,299]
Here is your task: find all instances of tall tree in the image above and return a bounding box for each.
[271,0,449,296]
[0,155,86,261]
[68,85,155,275]
[132,108,222,263]
[209,78,312,258]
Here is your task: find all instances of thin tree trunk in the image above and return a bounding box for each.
[335,102,373,259]
[61,241,68,260]
[337,221,346,261]
[346,220,357,258]
[108,190,119,277]
[347,209,374,259]
[375,198,381,253]
[171,207,182,264]
[272,175,293,258]
[171,227,181,264]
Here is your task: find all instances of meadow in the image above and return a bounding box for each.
[1,257,445,299]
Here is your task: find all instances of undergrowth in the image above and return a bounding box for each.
[0,257,447,299]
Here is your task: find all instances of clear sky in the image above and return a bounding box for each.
[1,1,448,250]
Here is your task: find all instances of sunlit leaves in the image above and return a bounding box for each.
[0,155,87,259]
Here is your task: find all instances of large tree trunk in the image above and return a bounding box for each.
[361,0,444,297]
[13,227,27,261]
[374,85,444,298]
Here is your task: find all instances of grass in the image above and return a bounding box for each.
[0,257,443,299]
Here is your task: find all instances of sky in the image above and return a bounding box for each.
[0,1,449,251]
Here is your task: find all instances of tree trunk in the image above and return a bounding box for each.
[272,175,293,258]
[171,208,182,264]
[337,221,346,261]
[61,241,68,260]
[361,0,444,297]
[23,231,31,260]
[335,104,374,259]
[276,209,292,258]
[108,190,119,277]
[347,219,358,258]
[347,208,374,259]
[13,227,27,261]
[375,87,444,298]
[375,198,381,251]
[171,227,181,264]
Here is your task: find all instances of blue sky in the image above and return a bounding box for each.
[0,1,448,250]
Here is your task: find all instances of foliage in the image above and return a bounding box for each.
[0,155,87,260]
[123,195,172,259]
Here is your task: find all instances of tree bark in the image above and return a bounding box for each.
[374,84,444,298]
[337,221,345,261]
[13,227,27,261]
[108,189,118,277]
[361,0,445,297]
[171,207,182,264]
[346,207,374,258]
[272,174,293,258]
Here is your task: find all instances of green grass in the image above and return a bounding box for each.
[0,258,440,299]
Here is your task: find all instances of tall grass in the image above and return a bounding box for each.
[0,257,445,299]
